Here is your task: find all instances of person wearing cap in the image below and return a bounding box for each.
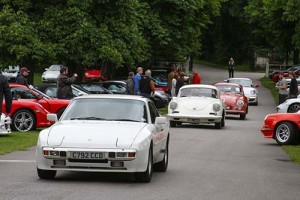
[16,67,30,86]
[134,67,143,95]
[57,67,78,99]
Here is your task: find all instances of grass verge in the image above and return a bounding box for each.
[158,106,168,115]
[260,77,300,165]
[0,130,40,155]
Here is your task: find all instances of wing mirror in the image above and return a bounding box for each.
[37,94,43,100]
[155,117,167,125]
[45,68,49,71]
[47,113,58,122]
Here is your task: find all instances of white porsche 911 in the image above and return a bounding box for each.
[167,84,225,129]
[36,95,170,183]
[276,98,300,113]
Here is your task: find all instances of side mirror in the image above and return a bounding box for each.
[155,116,167,125]
[47,114,58,122]
[45,68,49,71]
[37,94,43,100]
[77,92,86,96]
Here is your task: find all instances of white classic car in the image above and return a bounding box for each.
[276,97,300,113]
[225,78,259,105]
[36,95,169,182]
[167,84,225,129]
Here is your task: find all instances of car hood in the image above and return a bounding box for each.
[43,71,60,78]
[243,87,256,96]
[177,97,220,110]
[47,121,147,148]
[220,94,241,105]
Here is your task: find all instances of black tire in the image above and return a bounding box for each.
[275,122,298,145]
[246,105,249,114]
[240,113,246,120]
[37,168,57,179]
[176,122,182,126]
[221,112,225,127]
[170,121,176,127]
[12,109,36,132]
[135,147,153,183]
[215,121,222,129]
[56,107,66,119]
[253,101,258,106]
[154,135,169,172]
[287,103,300,113]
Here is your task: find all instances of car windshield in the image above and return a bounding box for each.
[61,98,148,123]
[179,88,218,98]
[78,84,105,92]
[49,65,61,71]
[216,85,242,94]
[228,79,252,87]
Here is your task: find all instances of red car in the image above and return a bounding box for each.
[84,66,101,82]
[214,83,248,120]
[261,112,300,145]
[2,100,51,132]
[9,83,70,117]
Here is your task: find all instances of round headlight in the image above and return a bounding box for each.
[85,72,90,76]
[169,102,177,110]
[213,103,221,112]
[250,90,256,95]
[237,100,244,107]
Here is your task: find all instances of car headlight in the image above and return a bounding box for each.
[213,103,221,112]
[237,100,244,107]
[85,72,90,76]
[250,90,257,95]
[169,102,177,110]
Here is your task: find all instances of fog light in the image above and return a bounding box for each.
[50,151,59,156]
[116,152,126,157]
[111,161,124,167]
[53,160,66,166]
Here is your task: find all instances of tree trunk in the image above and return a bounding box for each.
[293,50,299,65]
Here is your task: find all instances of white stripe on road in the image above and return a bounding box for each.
[0,160,36,163]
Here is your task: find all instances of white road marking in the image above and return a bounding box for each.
[0,160,36,163]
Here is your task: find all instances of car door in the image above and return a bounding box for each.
[148,101,168,157]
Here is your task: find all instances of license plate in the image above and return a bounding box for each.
[187,118,200,123]
[70,152,104,159]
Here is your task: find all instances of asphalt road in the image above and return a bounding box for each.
[1,65,300,200]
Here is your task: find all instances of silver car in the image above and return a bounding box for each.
[41,64,62,83]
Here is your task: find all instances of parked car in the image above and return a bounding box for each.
[276,98,300,113]
[73,82,112,94]
[1,65,19,82]
[167,84,225,128]
[36,95,170,182]
[34,83,89,99]
[41,64,63,83]
[225,78,259,105]
[214,82,248,120]
[10,83,70,119]
[99,80,169,108]
[261,111,300,145]
[84,65,102,82]
[2,99,51,132]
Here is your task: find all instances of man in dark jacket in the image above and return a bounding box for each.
[289,71,298,98]
[175,72,186,96]
[57,67,78,99]
[0,73,13,116]
[139,69,155,99]
[16,67,30,86]
[126,71,135,95]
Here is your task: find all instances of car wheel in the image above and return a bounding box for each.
[176,122,182,126]
[154,135,169,172]
[12,109,36,132]
[37,168,57,179]
[221,112,225,127]
[246,105,249,114]
[275,122,298,145]
[287,103,300,113]
[253,100,258,106]
[170,121,177,127]
[240,113,246,120]
[215,121,222,129]
[57,107,66,119]
[135,147,153,183]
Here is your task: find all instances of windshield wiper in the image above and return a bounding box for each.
[110,119,141,122]
[70,117,107,120]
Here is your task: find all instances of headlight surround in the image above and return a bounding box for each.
[250,90,257,95]
[213,103,221,112]
[169,102,177,110]
[237,100,244,107]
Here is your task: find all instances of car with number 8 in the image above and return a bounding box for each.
[36,95,170,182]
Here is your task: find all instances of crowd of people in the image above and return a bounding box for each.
[276,71,299,104]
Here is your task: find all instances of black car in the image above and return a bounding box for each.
[73,82,113,94]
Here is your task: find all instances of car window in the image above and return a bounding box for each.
[148,101,160,123]
[11,87,37,99]
[179,88,217,98]
[49,65,62,71]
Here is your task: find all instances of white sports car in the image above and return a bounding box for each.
[276,98,300,113]
[36,95,169,182]
[225,78,259,105]
[167,84,225,129]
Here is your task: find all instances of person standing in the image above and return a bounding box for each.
[228,58,235,78]
[126,71,135,95]
[192,69,201,84]
[0,73,13,116]
[289,71,298,98]
[167,64,177,95]
[134,67,143,95]
[171,72,178,97]
[175,72,186,96]
[16,67,30,86]
[276,72,288,104]
[139,69,155,99]
[57,67,78,99]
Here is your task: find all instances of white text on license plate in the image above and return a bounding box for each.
[71,152,103,159]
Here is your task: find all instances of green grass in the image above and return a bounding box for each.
[158,106,168,115]
[34,72,42,85]
[0,130,40,155]
[260,77,300,165]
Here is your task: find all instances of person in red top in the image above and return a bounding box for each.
[192,69,201,84]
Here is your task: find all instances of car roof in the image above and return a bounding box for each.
[228,78,252,81]
[180,84,218,90]
[214,82,241,87]
[74,94,149,102]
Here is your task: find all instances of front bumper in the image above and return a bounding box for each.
[167,113,222,124]
[247,96,258,104]
[261,125,274,138]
